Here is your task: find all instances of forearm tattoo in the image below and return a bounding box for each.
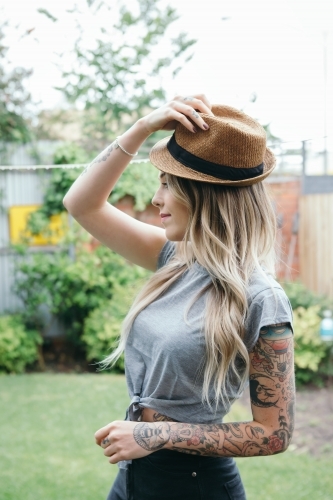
[133,413,292,457]
[80,142,115,176]
[133,422,170,451]
[133,325,295,458]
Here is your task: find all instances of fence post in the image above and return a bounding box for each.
[302,140,306,176]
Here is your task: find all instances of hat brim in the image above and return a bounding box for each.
[149,136,276,187]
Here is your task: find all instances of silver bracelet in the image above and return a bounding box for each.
[114,137,138,157]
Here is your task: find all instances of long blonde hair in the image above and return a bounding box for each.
[104,174,276,407]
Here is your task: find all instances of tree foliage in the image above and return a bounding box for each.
[39,0,196,144]
[0,23,33,143]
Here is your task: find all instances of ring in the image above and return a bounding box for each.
[183,96,194,101]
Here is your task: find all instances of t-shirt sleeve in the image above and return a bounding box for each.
[157,240,176,270]
[244,286,293,352]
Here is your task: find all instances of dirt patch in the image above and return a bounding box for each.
[239,387,333,457]
[291,387,333,456]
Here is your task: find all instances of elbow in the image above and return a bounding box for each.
[62,193,79,218]
[62,194,73,215]
[269,429,293,455]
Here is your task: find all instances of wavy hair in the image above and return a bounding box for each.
[103,174,277,407]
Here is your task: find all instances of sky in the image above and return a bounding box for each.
[1,0,333,143]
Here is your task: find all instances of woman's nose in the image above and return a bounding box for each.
[151,189,162,208]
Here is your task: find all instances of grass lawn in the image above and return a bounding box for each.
[0,374,332,500]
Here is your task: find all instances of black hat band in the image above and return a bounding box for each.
[167,134,264,181]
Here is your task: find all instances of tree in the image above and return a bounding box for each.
[0,23,33,143]
[39,0,196,147]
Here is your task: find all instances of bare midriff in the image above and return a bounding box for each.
[140,407,177,423]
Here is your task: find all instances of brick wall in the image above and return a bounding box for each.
[266,177,301,281]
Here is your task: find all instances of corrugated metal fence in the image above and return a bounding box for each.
[0,166,75,314]
[0,248,23,313]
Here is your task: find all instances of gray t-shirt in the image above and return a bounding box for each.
[124,241,293,424]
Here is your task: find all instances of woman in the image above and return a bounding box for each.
[63,94,295,500]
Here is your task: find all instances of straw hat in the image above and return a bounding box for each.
[149,104,276,187]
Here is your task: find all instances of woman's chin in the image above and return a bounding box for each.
[164,229,185,242]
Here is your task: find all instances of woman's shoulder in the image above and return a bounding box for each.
[247,267,286,303]
[244,268,293,349]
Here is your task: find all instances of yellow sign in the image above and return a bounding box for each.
[9,205,67,246]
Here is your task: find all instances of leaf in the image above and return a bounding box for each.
[37,8,58,22]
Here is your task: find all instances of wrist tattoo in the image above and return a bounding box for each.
[133,422,170,451]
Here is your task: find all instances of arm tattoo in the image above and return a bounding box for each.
[80,142,115,176]
[250,323,293,381]
[133,416,293,457]
[152,412,177,422]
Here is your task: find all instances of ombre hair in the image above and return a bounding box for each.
[103,174,277,407]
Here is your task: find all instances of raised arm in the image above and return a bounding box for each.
[63,95,212,270]
[95,323,295,462]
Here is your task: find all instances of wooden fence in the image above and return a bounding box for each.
[299,193,333,298]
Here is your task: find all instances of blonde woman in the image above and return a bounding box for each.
[63,94,295,500]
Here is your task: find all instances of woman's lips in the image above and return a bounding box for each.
[160,214,171,221]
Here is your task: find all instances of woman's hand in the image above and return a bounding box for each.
[140,94,214,135]
[95,420,170,464]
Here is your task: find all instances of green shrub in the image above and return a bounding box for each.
[293,305,329,385]
[0,315,42,373]
[13,244,149,354]
[282,281,332,312]
[82,281,144,371]
[281,282,333,385]
[53,143,89,166]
